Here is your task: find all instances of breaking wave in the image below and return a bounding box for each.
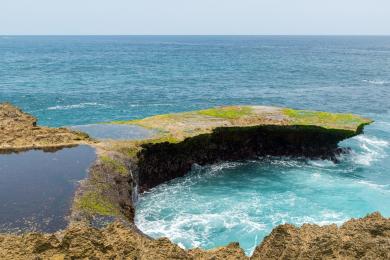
[363,79,390,85]
[350,135,389,166]
[136,123,390,256]
[47,102,103,110]
[136,141,390,255]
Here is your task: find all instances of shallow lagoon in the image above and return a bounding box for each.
[71,124,156,140]
[0,145,96,233]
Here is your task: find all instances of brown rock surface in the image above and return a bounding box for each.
[1,213,389,259]
[252,212,390,260]
[0,103,90,151]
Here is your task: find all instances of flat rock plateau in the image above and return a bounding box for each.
[1,103,389,259]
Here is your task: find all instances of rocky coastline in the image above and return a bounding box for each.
[0,103,91,152]
[1,212,389,259]
[1,103,389,259]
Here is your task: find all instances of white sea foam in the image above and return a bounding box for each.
[309,159,335,168]
[351,135,388,166]
[129,103,173,107]
[47,102,102,110]
[290,210,347,226]
[363,79,390,85]
[356,180,389,192]
[135,143,390,256]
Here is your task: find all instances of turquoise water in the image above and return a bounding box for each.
[135,129,390,255]
[1,36,390,253]
[1,36,390,126]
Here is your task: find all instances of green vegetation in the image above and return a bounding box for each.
[197,106,253,119]
[105,106,371,147]
[282,108,372,130]
[112,114,176,128]
[100,155,128,176]
[147,134,181,144]
[76,191,119,216]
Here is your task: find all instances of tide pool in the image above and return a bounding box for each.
[0,145,96,233]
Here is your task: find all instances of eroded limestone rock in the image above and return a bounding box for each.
[0,103,90,151]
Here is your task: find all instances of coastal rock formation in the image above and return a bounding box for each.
[1,103,382,259]
[252,212,390,259]
[137,125,358,190]
[0,103,90,151]
[0,213,389,259]
[112,105,372,190]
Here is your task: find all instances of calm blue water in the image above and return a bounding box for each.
[0,145,96,233]
[1,36,390,126]
[1,36,390,254]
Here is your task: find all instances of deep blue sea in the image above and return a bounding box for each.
[1,36,390,255]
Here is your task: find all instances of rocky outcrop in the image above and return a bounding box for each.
[71,152,137,223]
[138,125,356,190]
[110,105,372,190]
[0,103,90,151]
[252,212,390,259]
[0,213,389,259]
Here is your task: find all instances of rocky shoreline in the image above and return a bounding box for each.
[1,103,389,259]
[0,103,91,152]
[1,212,389,259]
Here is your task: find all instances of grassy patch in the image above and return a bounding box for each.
[197,106,253,119]
[111,114,175,127]
[283,108,370,129]
[146,134,181,144]
[76,191,119,216]
[100,155,128,176]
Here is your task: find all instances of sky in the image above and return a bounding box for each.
[1,0,390,35]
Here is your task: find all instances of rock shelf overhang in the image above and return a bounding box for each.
[108,105,372,190]
[112,105,372,142]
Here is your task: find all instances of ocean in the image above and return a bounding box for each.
[1,36,390,255]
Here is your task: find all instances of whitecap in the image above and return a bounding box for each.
[128,103,173,108]
[356,180,389,191]
[177,242,186,249]
[362,79,390,85]
[309,160,335,168]
[355,135,389,147]
[47,102,102,110]
[350,135,388,166]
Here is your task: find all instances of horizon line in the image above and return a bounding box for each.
[1,34,390,37]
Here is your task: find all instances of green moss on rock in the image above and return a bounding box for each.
[109,105,371,144]
[197,106,253,119]
[75,191,119,216]
[100,155,129,176]
[282,108,373,131]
